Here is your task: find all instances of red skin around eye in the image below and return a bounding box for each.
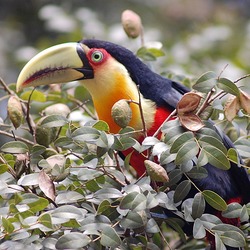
[86,48,109,67]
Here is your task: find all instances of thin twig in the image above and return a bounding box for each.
[25,88,37,135]
[68,96,97,119]
[218,64,228,79]
[113,151,130,184]
[234,73,250,84]
[0,77,14,95]
[152,109,177,138]
[196,89,214,116]
[0,130,35,145]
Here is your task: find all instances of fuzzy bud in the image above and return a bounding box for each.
[7,96,24,129]
[43,103,70,117]
[121,10,142,39]
[144,160,169,182]
[111,99,132,128]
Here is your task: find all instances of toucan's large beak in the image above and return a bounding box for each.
[16,42,94,92]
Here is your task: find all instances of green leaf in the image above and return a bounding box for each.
[234,139,250,158]
[193,71,217,93]
[20,89,46,102]
[92,120,110,132]
[119,137,137,150]
[96,132,114,148]
[200,214,222,230]
[163,125,186,144]
[146,218,160,233]
[40,114,68,128]
[187,166,208,179]
[202,190,227,211]
[28,197,49,213]
[31,144,46,156]
[175,140,199,165]
[39,213,53,229]
[80,214,111,231]
[142,136,160,146]
[165,218,186,243]
[227,148,239,164]
[215,233,227,250]
[193,218,206,239]
[120,211,144,229]
[173,180,191,203]
[197,127,222,141]
[56,232,91,249]
[196,149,208,167]
[213,224,246,248]
[199,135,227,155]
[2,217,14,233]
[240,205,249,222]
[192,193,206,219]
[17,173,39,186]
[96,200,120,221]
[52,205,87,220]
[100,226,122,248]
[221,202,242,218]
[54,136,82,150]
[202,145,230,170]
[168,169,183,187]
[170,131,194,153]
[56,191,85,204]
[137,47,164,61]
[120,192,147,212]
[86,179,101,192]
[71,127,100,143]
[94,188,123,200]
[1,141,29,154]
[217,78,240,96]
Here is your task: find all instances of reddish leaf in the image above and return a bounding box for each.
[224,96,240,121]
[177,92,202,115]
[38,170,56,201]
[239,90,250,114]
[179,114,204,132]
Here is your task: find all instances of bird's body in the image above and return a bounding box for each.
[16,39,250,249]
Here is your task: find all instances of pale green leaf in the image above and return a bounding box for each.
[193,71,217,93]
[1,141,29,154]
[170,131,194,153]
[192,193,206,219]
[202,190,227,211]
[56,232,91,249]
[217,77,240,96]
[175,140,199,165]
[202,145,230,170]
[100,226,121,248]
[193,218,206,239]
[40,115,68,128]
[174,180,191,203]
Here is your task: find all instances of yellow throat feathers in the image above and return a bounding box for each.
[80,59,156,134]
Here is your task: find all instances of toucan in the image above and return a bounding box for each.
[16,39,250,249]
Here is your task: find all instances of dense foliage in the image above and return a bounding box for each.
[1,5,250,250]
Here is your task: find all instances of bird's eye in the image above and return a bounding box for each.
[91,51,104,63]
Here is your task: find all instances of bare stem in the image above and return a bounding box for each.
[0,77,14,95]
[152,109,177,138]
[196,90,214,116]
[0,130,35,145]
[234,73,250,84]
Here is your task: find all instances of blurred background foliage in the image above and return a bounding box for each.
[1,0,250,84]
